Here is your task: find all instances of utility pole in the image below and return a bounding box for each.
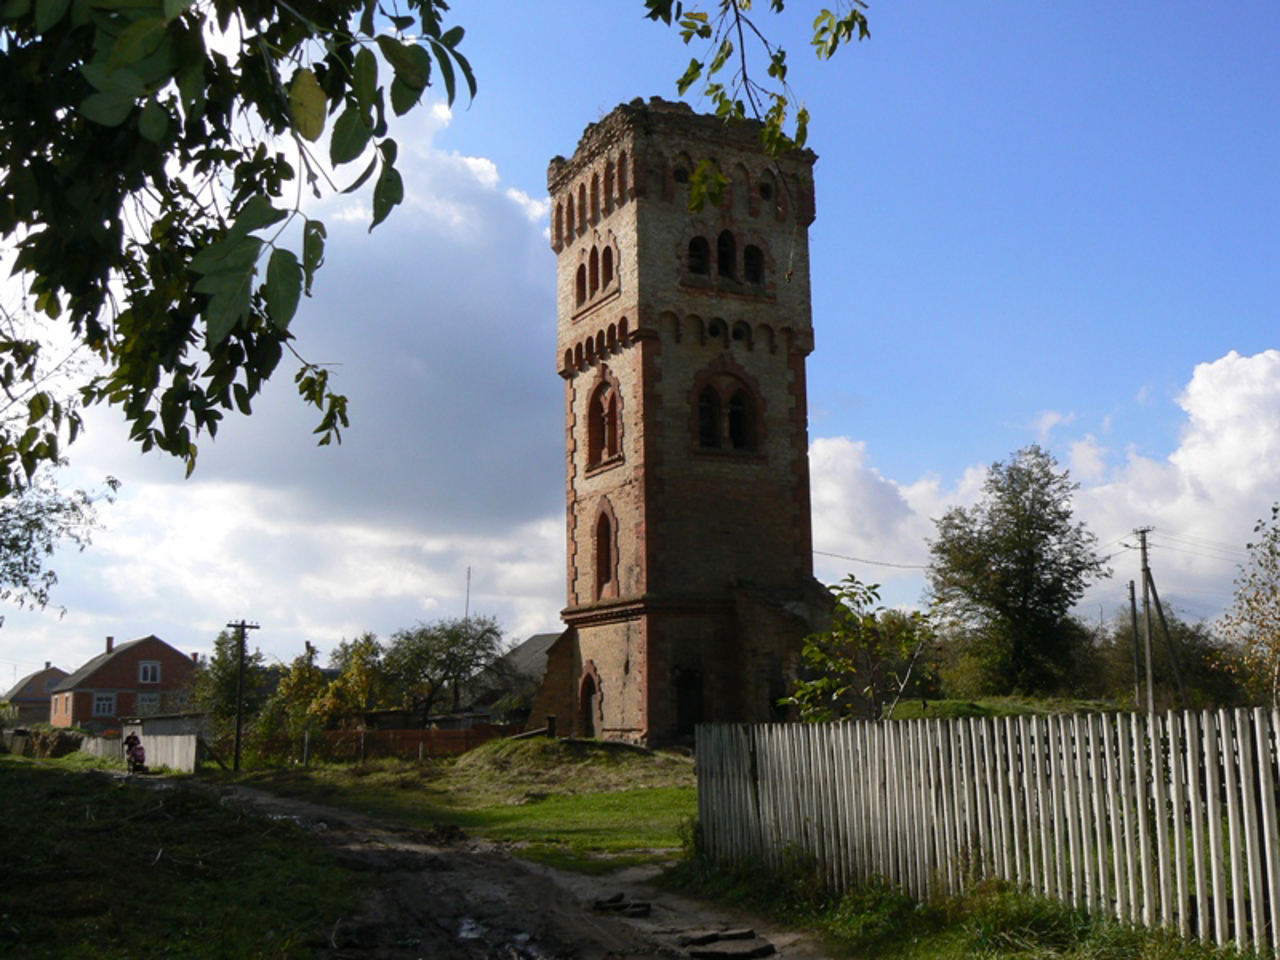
[1128,580,1141,709]
[1136,527,1156,715]
[227,619,260,771]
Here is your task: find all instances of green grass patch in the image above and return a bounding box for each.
[0,755,359,959]
[662,857,1256,959]
[220,738,697,870]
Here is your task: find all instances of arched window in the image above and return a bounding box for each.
[698,387,721,449]
[744,245,764,285]
[577,184,587,233]
[590,173,600,223]
[587,379,620,467]
[728,391,754,450]
[604,162,615,214]
[554,204,563,247]
[688,236,710,275]
[595,511,614,600]
[617,151,628,204]
[575,264,587,307]
[717,230,736,280]
[589,247,600,296]
[602,246,614,287]
[565,195,575,240]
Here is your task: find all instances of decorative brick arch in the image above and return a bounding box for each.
[578,660,603,737]
[687,353,769,453]
[585,364,624,469]
[592,497,620,600]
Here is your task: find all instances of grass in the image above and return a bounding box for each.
[0,755,358,959]
[662,854,1262,959]
[222,736,698,869]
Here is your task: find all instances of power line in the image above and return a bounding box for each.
[813,549,928,570]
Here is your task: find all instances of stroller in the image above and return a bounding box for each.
[126,738,147,774]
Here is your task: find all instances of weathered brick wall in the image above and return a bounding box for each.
[546,98,824,744]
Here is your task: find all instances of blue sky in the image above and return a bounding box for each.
[1,3,1277,682]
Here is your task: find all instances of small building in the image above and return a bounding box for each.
[3,662,68,725]
[50,635,198,734]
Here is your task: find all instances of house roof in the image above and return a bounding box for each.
[51,636,169,693]
[501,632,561,680]
[4,665,68,703]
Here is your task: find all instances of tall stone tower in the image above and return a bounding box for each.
[533,98,829,745]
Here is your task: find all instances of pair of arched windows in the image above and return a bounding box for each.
[688,231,765,286]
[575,244,616,309]
[697,379,757,451]
[586,381,620,467]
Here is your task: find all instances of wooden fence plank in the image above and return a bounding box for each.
[1185,710,1208,944]
[1202,711,1227,947]
[1257,708,1280,957]
[1169,711,1190,937]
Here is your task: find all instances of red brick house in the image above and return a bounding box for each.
[50,636,197,733]
[3,662,69,725]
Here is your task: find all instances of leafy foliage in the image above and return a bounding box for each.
[0,0,474,494]
[383,615,504,720]
[191,628,268,748]
[311,630,388,727]
[784,575,933,721]
[1222,503,1280,706]
[927,445,1111,695]
[257,640,328,741]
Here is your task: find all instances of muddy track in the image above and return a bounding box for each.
[211,784,831,960]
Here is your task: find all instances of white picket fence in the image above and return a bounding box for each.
[696,709,1280,953]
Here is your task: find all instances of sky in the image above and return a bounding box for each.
[2,2,1278,685]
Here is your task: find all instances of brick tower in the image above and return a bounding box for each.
[532,98,830,745]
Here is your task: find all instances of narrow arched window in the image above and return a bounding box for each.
[617,151,628,204]
[590,173,600,223]
[587,382,619,466]
[554,204,563,247]
[577,184,587,232]
[595,512,614,600]
[589,247,600,296]
[576,265,587,307]
[744,245,764,285]
[565,195,575,240]
[698,387,721,449]
[604,162,615,214]
[717,230,736,280]
[688,237,710,276]
[602,246,614,287]
[728,391,753,450]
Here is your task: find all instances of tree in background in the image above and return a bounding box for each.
[1222,503,1280,706]
[1086,609,1247,710]
[257,641,328,743]
[927,445,1111,695]
[784,576,934,722]
[190,629,268,750]
[311,632,387,729]
[383,616,503,722]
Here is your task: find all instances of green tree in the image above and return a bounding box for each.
[0,0,475,495]
[784,575,934,722]
[257,640,328,742]
[1222,503,1280,706]
[191,628,268,749]
[384,615,503,721]
[927,445,1111,695]
[311,631,387,728]
[1091,609,1247,710]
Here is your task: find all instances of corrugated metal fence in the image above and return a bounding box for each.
[696,709,1280,954]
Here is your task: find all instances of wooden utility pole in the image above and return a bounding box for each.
[1136,527,1156,714]
[227,619,260,771]
[1129,580,1141,708]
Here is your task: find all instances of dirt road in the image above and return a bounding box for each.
[215,785,831,960]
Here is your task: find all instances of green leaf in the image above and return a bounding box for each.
[79,91,136,127]
[431,39,456,104]
[370,165,403,231]
[35,0,71,33]
[229,195,287,239]
[389,76,421,117]
[341,154,379,195]
[330,106,371,166]
[265,248,302,330]
[352,47,377,112]
[109,18,167,70]
[676,58,702,96]
[376,36,430,90]
[191,235,261,344]
[27,392,50,425]
[139,96,169,142]
[289,68,326,142]
[302,219,326,295]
